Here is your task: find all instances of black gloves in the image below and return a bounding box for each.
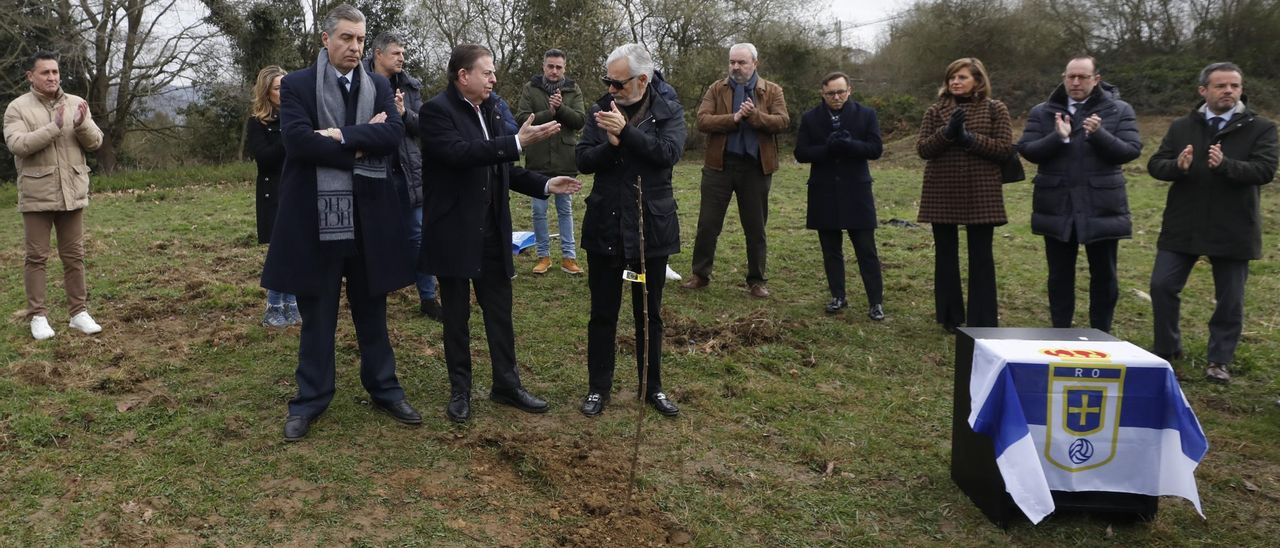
[827,130,856,154]
[943,107,965,141]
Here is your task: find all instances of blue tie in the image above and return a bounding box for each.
[1210,116,1224,132]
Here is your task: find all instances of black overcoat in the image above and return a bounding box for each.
[418,84,550,278]
[246,116,284,244]
[1017,82,1142,244]
[1148,101,1278,260]
[575,90,686,259]
[794,100,883,230]
[260,65,412,296]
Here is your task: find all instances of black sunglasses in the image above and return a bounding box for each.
[601,75,637,89]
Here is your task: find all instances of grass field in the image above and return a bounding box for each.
[1,129,1278,545]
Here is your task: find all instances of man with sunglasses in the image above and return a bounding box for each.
[576,43,686,417]
[683,43,789,298]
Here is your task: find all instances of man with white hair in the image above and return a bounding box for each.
[683,43,789,298]
[576,43,686,417]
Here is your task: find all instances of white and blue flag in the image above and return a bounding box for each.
[966,339,1208,524]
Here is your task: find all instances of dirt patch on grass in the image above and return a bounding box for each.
[448,431,693,546]
[618,309,796,355]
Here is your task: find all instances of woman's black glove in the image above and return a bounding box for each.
[943,108,965,141]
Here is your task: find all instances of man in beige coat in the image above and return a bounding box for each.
[683,43,789,297]
[4,51,104,340]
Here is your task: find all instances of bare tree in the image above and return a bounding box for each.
[42,0,217,172]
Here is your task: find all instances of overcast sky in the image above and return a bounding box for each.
[823,0,916,51]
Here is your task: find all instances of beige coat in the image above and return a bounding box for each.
[4,89,103,212]
[696,76,790,175]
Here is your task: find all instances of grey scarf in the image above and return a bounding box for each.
[728,72,760,159]
[314,47,386,242]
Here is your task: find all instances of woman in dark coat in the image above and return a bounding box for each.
[915,57,1014,331]
[245,65,298,327]
[794,72,885,320]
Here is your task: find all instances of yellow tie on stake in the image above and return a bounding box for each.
[622,270,646,283]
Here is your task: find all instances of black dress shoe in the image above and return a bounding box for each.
[283,415,311,441]
[824,297,848,314]
[647,392,679,417]
[868,303,885,321]
[580,392,609,417]
[420,299,443,322]
[490,387,549,413]
[446,393,470,423]
[373,398,423,425]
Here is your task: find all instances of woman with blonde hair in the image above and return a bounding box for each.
[915,57,1014,332]
[246,65,298,327]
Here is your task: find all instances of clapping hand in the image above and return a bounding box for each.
[394,89,405,115]
[518,114,561,146]
[548,89,562,114]
[594,102,627,146]
[547,175,582,195]
[1208,143,1224,168]
[1054,113,1071,140]
[74,102,88,127]
[827,130,855,154]
[54,105,65,129]
[1176,144,1194,171]
[1082,114,1101,136]
[734,97,755,122]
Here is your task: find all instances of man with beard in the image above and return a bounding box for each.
[683,43,789,298]
[1147,62,1278,383]
[575,43,686,417]
[517,48,586,276]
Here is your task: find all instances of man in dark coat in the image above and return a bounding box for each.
[794,71,885,320]
[1017,56,1142,333]
[364,32,440,320]
[1147,62,1278,383]
[419,44,581,423]
[575,43,686,417]
[261,4,421,441]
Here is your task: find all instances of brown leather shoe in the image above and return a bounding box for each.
[681,273,709,289]
[532,256,552,274]
[1205,363,1231,384]
[748,283,770,298]
[561,258,583,275]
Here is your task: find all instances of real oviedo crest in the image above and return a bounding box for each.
[1045,362,1125,472]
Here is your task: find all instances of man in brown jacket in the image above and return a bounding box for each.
[4,51,104,340]
[683,43,789,297]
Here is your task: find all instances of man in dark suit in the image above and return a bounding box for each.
[1017,56,1142,333]
[261,4,422,441]
[419,44,581,423]
[794,71,885,321]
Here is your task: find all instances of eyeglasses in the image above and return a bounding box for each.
[601,75,637,89]
[823,89,850,98]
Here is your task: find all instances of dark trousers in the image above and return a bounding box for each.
[1044,236,1119,332]
[289,254,405,418]
[691,154,772,284]
[818,229,883,306]
[1150,249,1249,364]
[437,231,522,395]
[586,252,667,397]
[932,224,998,327]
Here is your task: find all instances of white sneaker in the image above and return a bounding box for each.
[665,264,683,281]
[31,315,55,340]
[68,311,103,334]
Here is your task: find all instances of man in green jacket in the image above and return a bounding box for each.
[517,48,586,275]
[1147,62,1279,383]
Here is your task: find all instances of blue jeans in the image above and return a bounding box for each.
[267,290,296,306]
[408,206,437,301]
[531,194,576,259]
